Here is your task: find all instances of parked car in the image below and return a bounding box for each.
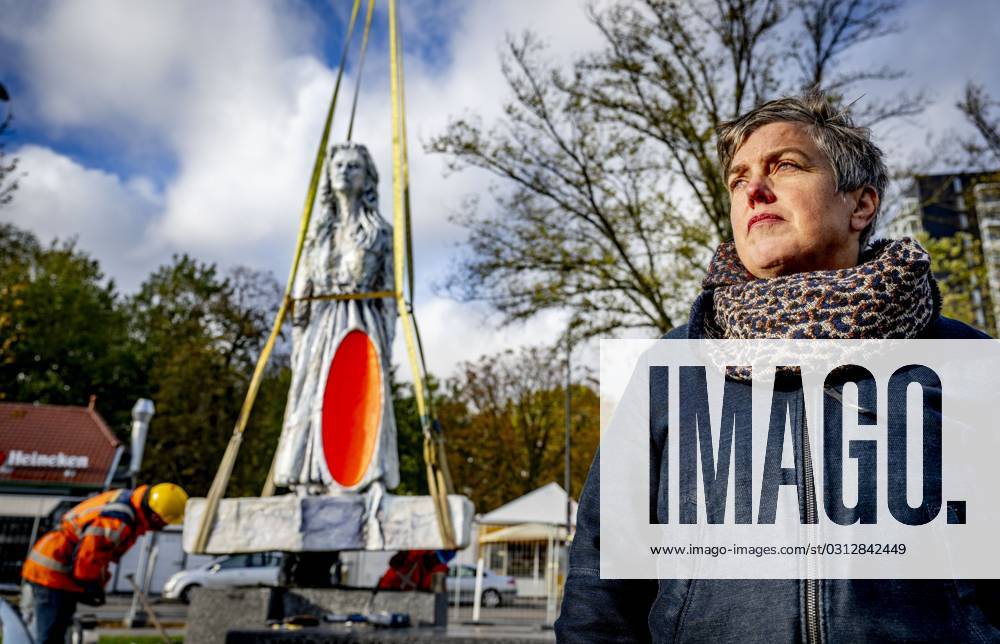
[163,552,282,603]
[446,564,517,607]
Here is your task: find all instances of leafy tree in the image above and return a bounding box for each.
[0,224,290,494]
[438,346,599,512]
[0,82,19,208]
[0,224,33,371]
[918,232,994,334]
[128,256,285,496]
[390,370,433,496]
[431,0,922,337]
[231,354,291,497]
[0,223,142,430]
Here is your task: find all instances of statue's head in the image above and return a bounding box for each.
[327,143,379,212]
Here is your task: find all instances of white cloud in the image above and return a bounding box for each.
[16,0,996,380]
[390,296,571,382]
[332,0,604,288]
[152,56,334,259]
[8,1,314,136]
[0,0,603,378]
[834,0,1000,165]
[3,144,162,289]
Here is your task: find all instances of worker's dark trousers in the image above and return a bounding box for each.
[20,582,79,644]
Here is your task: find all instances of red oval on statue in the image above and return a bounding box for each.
[322,329,382,487]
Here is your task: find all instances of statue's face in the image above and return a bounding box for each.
[330,148,367,197]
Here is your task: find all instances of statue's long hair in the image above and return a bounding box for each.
[313,142,387,248]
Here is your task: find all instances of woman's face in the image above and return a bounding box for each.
[726,122,878,278]
[330,148,367,197]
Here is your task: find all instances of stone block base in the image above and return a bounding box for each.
[187,587,447,644]
[182,493,473,554]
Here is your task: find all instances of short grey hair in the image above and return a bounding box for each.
[716,93,888,249]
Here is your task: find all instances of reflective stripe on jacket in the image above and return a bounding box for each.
[22,486,150,592]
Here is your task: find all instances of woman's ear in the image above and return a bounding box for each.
[850,185,879,233]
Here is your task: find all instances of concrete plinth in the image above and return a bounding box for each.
[187,586,448,644]
[183,493,474,554]
[187,587,276,644]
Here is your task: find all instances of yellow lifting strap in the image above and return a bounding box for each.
[389,0,457,548]
[347,0,376,142]
[193,0,457,554]
[193,0,364,554]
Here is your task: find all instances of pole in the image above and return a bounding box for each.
[545,527,556,624]
[564,328,572,538]
[130,398,155,489]
[125,533,154,627]
[126,574,171,644]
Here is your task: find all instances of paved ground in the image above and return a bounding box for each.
[84,594,188,625]
[15,594,556,642]
[448,602,555,627]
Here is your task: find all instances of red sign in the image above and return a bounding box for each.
[0,403,121,488]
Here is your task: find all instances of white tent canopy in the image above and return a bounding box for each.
[479,523,569,543]
[478,482,577,527]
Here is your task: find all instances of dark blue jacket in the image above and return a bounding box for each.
[556,315,999,643]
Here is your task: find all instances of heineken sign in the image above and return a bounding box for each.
[0,449,90,470]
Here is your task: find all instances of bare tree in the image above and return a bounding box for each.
[432,34,708,334]
[957,82,1000,167]
[431,0,922,337]
[792,0,925,123]
[439,345,599,511]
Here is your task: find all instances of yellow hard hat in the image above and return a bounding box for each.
[147,483,189,525]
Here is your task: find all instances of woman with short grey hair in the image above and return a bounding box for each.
[717,93,889,253]
[556,92,994,642]
[696,92,933,340]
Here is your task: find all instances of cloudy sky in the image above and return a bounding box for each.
[1,0,998,380]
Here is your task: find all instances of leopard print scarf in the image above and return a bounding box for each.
[698,238,941,340]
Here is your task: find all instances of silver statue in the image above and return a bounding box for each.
[273,143,399,494]
[183,144,474,555]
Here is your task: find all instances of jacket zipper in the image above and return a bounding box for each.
[802,405,821,644]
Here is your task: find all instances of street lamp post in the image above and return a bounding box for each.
[129,399,156,489]
[125,398,156,628]
[564,326,573,539]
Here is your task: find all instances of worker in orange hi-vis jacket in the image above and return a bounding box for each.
[20,483,188,644]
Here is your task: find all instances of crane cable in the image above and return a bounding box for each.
[346,0,376,142]
[193,0,364,553]
[389,0,456,548]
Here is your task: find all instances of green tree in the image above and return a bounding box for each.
[129,256,285,496]
[437,346,599,512]
[0,223,142,430]
[0,223,34,372]
[0,225,291,493]
[231,354,291,497]
[919,232,995,335]
[390,369,434,496]
[431,0,922,337]
[0,82,19,208]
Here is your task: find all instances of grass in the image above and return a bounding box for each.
[1,633,183,643]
